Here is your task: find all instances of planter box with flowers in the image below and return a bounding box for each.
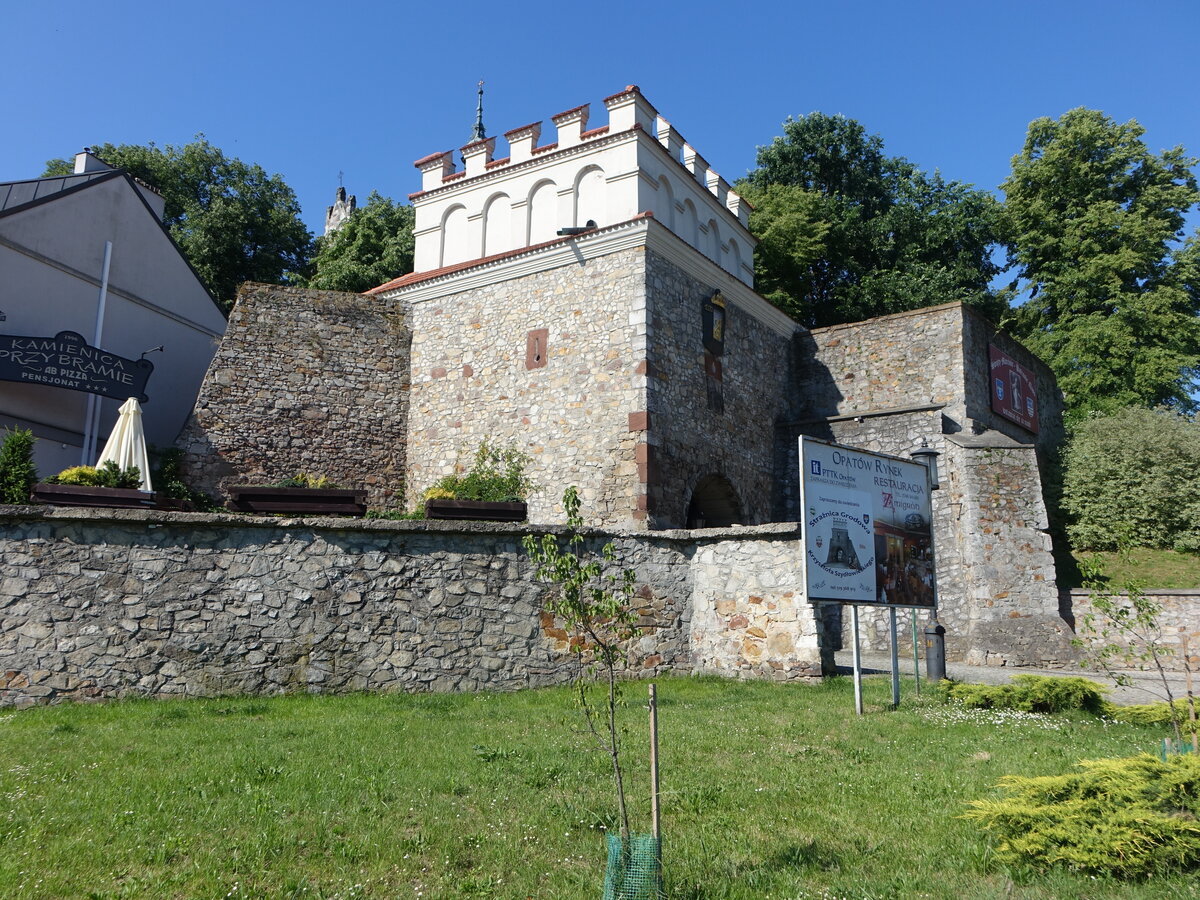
[226,473,366,516]
[31,462,155,509]
[422,440,533,523]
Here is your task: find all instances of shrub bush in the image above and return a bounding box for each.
[936,675,1108,714]
[152,448,215,510]
[45,461,141,489]
[0,428,37,504]
[963,753,1200,877]
[1109,700,1200,733]
[271,472,336,489]
[1063,407,1200,552]
[424,439,534,503]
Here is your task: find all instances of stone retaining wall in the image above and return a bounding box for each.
[1068,588,1200,674]
[0,507,818,707]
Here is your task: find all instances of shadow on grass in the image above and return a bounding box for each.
[669,840,843,899]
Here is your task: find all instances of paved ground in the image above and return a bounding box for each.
[834,649,1196,707]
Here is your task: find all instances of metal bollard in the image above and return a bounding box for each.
[925,615,947,682]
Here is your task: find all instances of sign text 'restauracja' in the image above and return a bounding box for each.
[0,331,153,402]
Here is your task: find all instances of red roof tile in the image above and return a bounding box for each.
[552,103,588,122]
[504,122,541,138]
[366,213,653,295]
[414,151,451,168]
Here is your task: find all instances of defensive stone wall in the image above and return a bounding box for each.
[790,303,1072,666]
[177,284,411,510]
[402,246,646,525]
[644,246,796,528]
[0,506,819,708]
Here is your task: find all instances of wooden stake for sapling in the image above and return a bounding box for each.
[649,683,661,839]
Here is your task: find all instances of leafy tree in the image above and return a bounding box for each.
[740,113,1005,327]
[1001,109,1200,416]
[522,486,640,840]
[299,192,415,293]
[45,137,311,309]
[1062,406,1200,553]
[0,428,37,504]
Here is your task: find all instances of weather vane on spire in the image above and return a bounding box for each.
[470,79,487,143]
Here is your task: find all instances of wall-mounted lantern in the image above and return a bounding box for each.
[910,439,941,490]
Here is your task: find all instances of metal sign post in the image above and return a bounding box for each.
[911,607,921,697]
[889,607,900,709]
[851,605,864,716]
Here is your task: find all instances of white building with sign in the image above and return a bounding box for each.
[0,151,227,475]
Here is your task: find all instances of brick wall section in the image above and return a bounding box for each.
[176,284,411,510]
[644,248,795,528]
[402,248,645,526]
[0,506,706,707]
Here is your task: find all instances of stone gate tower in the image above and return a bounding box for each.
[372,86,797,528]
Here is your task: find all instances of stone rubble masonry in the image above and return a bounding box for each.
[402,247,645,526]
[792,303,1071,665]
[0,506,820,708]
[176,284,412,510]
[1068,589,1200,675]
[644,249,795,528]
[689,535,831,681]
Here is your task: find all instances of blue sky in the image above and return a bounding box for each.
[5,0,1198,240]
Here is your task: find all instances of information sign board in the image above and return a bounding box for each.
[800,436,936,608]
[0,331,153,402]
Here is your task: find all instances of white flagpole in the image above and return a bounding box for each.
[81,241,112,465]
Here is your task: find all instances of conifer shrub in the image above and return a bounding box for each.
[45,461,141,489]
[152,448,216,510]
[935,674,1108,714]
[1109,699,1200,733]
[0,428,38,504]
[963,754,1200,877]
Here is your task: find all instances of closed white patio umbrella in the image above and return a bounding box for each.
[96,397,152,492]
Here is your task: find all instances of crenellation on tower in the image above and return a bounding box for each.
[407,86,755,284]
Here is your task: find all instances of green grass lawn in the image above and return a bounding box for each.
[0,676,1195,900]
[1060,547,1200,589]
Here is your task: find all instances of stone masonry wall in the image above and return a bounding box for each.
[176,284,411,510]
[791,303,1071,665]
[940,439,1074,666]
[1,507,828,708]
[689,531,830,680]
[645,247,795,528]
[795,302,968,427]
[0,506,707,708]
[1068,589,1200,675]
[403,247,645,526]
[960,305,1066,454]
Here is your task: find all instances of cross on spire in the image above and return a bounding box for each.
[470,79,487,143]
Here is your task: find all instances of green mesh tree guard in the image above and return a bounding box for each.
[603,832,663,900]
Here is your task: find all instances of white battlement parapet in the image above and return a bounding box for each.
[408,86,756,286]
[504,122,541,163]
[416,151,455,192]
[462,137,496,178]
[605,86,656,133]
[655,116,684,163]
[551,104,589,148]
[682,145,708,188]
